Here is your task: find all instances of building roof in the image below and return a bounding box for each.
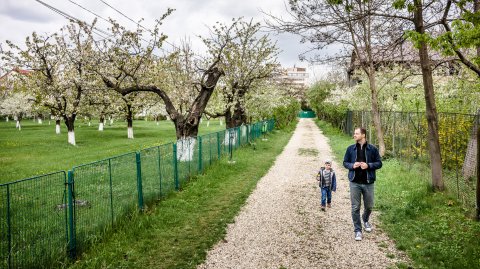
[0,68,32,81]
[347,42,455,74]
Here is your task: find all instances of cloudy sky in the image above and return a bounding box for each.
[0,0,335,83]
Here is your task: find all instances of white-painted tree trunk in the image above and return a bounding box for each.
[38,118,43,124]
[56,124,61,134]
[127,127,134,139]
[68,131,76,145]
[176,137,196,161]
[156,121,159,126]
[16,120,21,130]
[109,118,113,125]
[241,125,247,138]
[207,120,210,127]
[98,122,104,131]
[224,129,237,146]
[5,116,8,122]
[88,121,91,127]
[220,119,223,126]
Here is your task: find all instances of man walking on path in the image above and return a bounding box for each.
[199,120,407,268]
[343,127,382,241]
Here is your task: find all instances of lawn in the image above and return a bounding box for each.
[0,118,225,184]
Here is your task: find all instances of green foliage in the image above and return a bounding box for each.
[306,80,334,111]
[306,80,348,128]
[271,98,300,130]
[392,0,406,9]
[316,101,349,129]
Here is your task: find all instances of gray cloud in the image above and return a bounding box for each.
[0,0,54,23]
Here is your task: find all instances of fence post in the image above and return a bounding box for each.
[198,136,203,173]
[217,132,221,159]
[392,112,396,156]
[173,143,179,191]
[108,159,114,227]
[209,134,212,166]
[476,126,480,221]
[157,146,162,198]
[237,127,241,148]
[135,152,144,211]
[67,170,76,259]
[6,184,12,269]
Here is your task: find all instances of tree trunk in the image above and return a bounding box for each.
[127,104,134,139]
[5,116,8,122]
[226,100,247,128]
[64,115,76,146]
[414,0,444,191]
[16,120,21,130]
[56,119,61,134]
[169,67,223,140]
[225,106,234,129]
[99,115,105,131]
[367,71,386,156]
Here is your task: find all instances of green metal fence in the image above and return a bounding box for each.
[0,119,274,268]
[340,110,478,212]
[0,171,68,269]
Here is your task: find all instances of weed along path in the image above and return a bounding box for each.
[198,118,409,269]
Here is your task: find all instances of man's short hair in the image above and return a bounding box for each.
[355,127,367,136]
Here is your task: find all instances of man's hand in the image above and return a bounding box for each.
[360,162,368,169]
[353,162,361,169]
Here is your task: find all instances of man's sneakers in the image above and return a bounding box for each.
[355,231,362,241]
[355,222,372,241]
[321,205,326,211]
[364,222,372,232]
[327,203,331,208]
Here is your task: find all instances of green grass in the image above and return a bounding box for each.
[315,119,480,269]
[65,127,293,269]
[0,119,225,184]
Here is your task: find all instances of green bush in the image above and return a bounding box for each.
[272,98,300,130]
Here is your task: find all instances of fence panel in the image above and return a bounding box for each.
[72,152,137,253]
[140,143,176,204]
[199,133,214,171]
[0,171,67,269]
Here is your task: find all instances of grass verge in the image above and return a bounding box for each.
[66,127,294,269]
[315,120,480,269]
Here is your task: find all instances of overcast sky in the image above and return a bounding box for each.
[0,0,336,83]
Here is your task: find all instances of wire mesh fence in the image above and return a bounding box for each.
[0,119,274,268]
[340,110,478,213]
[0,171,68,269]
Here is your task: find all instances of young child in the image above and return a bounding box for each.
[316,160,337,211]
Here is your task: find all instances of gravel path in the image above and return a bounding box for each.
[198,118,410,269]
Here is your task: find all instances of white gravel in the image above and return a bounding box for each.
[198,118,410,269]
